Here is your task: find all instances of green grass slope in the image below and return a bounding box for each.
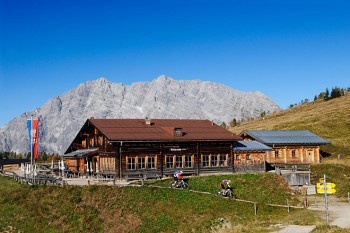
[231,94,350,159]
[0,174,316,233]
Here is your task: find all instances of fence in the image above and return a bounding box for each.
[0,170,67,187]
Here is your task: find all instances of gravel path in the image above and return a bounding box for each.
[308,196,350,228]
[270,225,316,233]
[271,195,350,233]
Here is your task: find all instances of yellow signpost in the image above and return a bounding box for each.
[319,175,335,225]
[316,183,336,189]
[316,188,337,194]
[316,182,336,194]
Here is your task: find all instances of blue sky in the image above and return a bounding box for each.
[0,0,349,126]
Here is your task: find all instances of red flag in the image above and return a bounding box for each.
[32,119,39,159]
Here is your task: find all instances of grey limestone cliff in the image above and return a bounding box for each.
[0,75,281,154]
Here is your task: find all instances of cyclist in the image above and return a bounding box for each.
[173,170,184,185]
[220,179,231,196]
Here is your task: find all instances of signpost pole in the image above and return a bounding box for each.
[324,174,329,225]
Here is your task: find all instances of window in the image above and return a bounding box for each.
[274,150,280,158]
[166,156,174,168]
[90,138,94,147]
[202,155,209,167]
[211,155,218,167]
[219,155,227,166]
[236,155,241,160]
[138,157,145,169]
[148,156,155,169]
[185,155,192,168]
[69,159,77,166]
[128,157,136,170]
[98,136,104,146]
[175,156,183,168]
[246,154,251,160]
[291,150,297,158]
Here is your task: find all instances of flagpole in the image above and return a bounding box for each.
[30,115,33,178]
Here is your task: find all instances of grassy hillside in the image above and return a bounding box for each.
[231,93,350,160]
[0,174,318,233]
[311,164,350,198]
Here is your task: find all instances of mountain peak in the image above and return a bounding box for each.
[94,77,111,84]
[154,75,173,82]
[0,76,281,154]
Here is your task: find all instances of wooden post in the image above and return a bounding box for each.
[287,199,290,213]
[348,192,349,204]
[254,203,257,216]
[113,178,116,186]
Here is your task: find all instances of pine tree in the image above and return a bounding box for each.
[229,119,237,128]
[331,87,341,99]
[220,122,227,129]
[324,88,330,100]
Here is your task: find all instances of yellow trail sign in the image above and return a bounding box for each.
[316,183,336,189]
[317,188,336,194]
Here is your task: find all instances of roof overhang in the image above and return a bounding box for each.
[63,148,99,158]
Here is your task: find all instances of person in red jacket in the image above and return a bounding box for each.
[173,170,184,185]
[220,179,231,195]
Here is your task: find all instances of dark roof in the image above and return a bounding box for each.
[63,148,99,158]
[240,130,330,145]
[88,119,241,142]
[233,141,271,151]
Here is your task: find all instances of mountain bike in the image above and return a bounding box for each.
[170,179,189,189]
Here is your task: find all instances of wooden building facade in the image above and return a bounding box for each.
[232,141,271,173]
[64,118,242,179]
[239,130,330,186]
[239,130,330,165]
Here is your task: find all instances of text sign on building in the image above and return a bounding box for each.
[170,148,188,151]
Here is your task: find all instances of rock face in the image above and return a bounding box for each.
[0,75,281,154]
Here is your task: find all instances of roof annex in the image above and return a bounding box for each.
[240,130,330,145]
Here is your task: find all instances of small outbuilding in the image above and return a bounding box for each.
[239,130,330,165]
[239,130,330,186]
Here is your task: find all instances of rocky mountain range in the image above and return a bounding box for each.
[0,75,281,154]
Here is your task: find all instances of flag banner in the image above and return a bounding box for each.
[27,119,39,159]
[32,119,39,159]
[27,119,32,143]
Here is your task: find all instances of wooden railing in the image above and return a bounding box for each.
[0,170,67,187]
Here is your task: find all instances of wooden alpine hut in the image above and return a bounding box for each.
[64,118,242,179]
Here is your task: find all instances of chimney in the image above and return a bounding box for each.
[145,117,152,125]
[174,128,183,137]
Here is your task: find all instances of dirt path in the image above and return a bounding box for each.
[271,196,350,233]
[308,195,350,228]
